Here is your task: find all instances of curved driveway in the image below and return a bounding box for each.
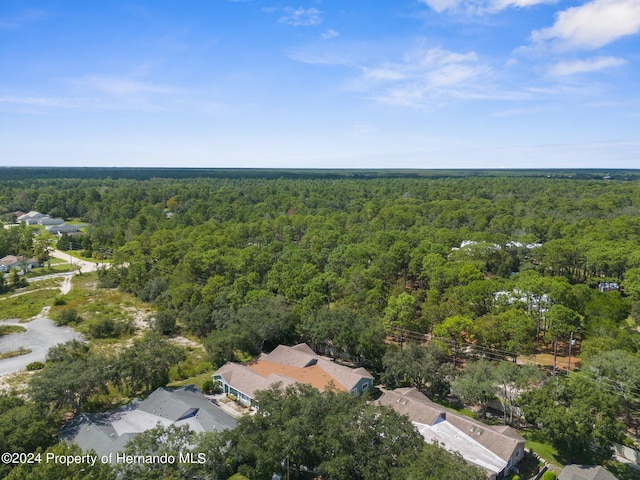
[0,317,83,376]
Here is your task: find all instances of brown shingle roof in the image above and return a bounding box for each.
[214,344,373,399]
[216,361,310,398]
[316,358,373,391]
[262,344,318,368]
[248,359,347,392]
[379,388,525,462]
[0,255,18,267]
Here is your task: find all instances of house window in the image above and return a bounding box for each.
[362,383,369,390]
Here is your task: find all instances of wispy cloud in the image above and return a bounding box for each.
[63,75,187,96]
[0,9,47,29]
[278,7,322,26]
[490,107,543,117]
[548,56,627,76]
[0,72,198,115]
[0,95,71,108]
[322,29,339,40]
[352,48,497,107]
[291,40,530,107]
[418,0,556,15]
[531,0,640,50]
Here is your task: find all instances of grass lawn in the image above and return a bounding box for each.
[521,430,565,467]
[168,371,214,390]
[23,278,61,290]
[0,324,27,336]
[433,397,478,419]
[59,250,98,263]
[52,273,148,318]
[0,288,60,320]
[0,347,32,360]
[26,265,72,277]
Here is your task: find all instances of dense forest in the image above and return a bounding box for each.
[2,170,640,479]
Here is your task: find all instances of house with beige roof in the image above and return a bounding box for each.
[0,255,40,272]
[213,343,374,406]
[379,387,525,479]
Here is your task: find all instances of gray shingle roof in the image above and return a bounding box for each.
[558,465,619,480]
[61,385,236,461]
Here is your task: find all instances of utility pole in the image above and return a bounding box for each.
[567,331,574,373]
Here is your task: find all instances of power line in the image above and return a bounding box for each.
[388,326,640,401]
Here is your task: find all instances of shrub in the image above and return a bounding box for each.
[542,471,557,480]
[202,380,222,395]
[54,308,81,326]
[139,277,169,303]
[85,318,135,339]
[153,310,177,335]
[26,361,45,371]
[53,297,67,306]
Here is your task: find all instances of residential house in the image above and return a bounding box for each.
[60,385,236,463]
[38,217,65,226]
[213,343,374,406]
[17,211,46,225]
[45,223,81,235]
[379,387,525,479]
[0,255,40,272]
[558,465,619,480]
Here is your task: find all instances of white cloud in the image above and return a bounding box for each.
[418,0,555,14]
[420,0,463,13]
[278,7,322,26]
[0,74,197,115]
[352,47,496,107]
[0,95,69,107]
[322,29,339,39]
[64,75,186,96]
[532,0,640,49]
[548,56,627,76]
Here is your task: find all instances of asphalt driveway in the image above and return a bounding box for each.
[0,317,83,376]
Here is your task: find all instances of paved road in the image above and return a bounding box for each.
[50,249,102,273]
[0,317,83,376]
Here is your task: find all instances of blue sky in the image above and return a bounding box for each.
[1,0,639,168]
